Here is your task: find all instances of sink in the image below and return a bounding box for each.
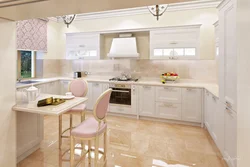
[18,80,40,84]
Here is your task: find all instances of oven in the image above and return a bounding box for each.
[109,84,131,106]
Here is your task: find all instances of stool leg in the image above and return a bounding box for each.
[59,115,62,149]
[70,136,75,167]
[94,137,99,167]
[81,112,85,151]
[104,131,107,165]
[88,140,91,165]
[70,114,73,133]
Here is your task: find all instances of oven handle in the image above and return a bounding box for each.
[111,90,130,93]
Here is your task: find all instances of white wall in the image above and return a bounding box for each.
[237,0,250,166]
[0,20,16,167]
[44,8,218,60]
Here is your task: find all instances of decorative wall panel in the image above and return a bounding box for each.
[17,19,47,51]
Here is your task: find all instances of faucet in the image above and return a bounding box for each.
[17,76,23,82]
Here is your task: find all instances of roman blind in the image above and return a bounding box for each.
[17,19,48,51]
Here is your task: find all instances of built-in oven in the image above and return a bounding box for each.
[109,84,131,106]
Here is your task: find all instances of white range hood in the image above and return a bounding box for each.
[108,36,139,58]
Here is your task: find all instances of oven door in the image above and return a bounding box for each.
[109,88,131,105]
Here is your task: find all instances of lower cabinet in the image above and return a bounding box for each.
[182,88,202,123]
[138,85,155,116]
[224,107,237,167]
[155,102,181,120]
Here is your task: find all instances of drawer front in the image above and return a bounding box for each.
[109,105,136,115]
[156,102,182,120]
[155,87,181,103]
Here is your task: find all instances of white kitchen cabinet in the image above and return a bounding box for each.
[60,80,71,95]
[155,87,181,103]
[138,85,155,116]
[155,102,182,120]
[218,0,237,112]
[204,90,215,134]
[131,85,138,115]
[87,82,104,110]
[181,88,202,123]
[150,25,200,60]
[224,107,237,167]
[66,33,101,60]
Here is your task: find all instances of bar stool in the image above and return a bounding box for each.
[59,79,88,149]
[70,89,112,167]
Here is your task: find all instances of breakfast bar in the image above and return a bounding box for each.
[12,94,88,162]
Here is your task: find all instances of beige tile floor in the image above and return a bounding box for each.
[18,113,228,167]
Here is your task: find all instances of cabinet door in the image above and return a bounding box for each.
[131,85,138,115]
[138,85,155,116]
[182,88,202,123]
[219,0,237,112]
[213,101,225,153]
[90,82,103,110]
[224,107,237,167]
[155,87,181,103]
[155,102,182,120]
[205,91,214,132]
[60,80,70,95]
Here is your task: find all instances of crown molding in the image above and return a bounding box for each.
[49,0,221,22]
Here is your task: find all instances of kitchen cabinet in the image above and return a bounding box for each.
[182,88,202,123]
[155,102,182,120]
[224,107,237,167]
[218,0,237,112]
[60,80,71,95]
[138,85,155,116]
[155,87,181,103]
[150,25,200,60]
[204,90,215,134]
[87,82,105,110]
[66,33,101,60]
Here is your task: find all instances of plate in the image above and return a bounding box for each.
[60,95,75,100]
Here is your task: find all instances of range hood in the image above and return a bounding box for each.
[108,34,139,58]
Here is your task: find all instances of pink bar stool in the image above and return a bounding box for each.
[70,89,112,167]
[59,79,88,149]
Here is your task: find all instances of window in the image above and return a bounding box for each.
[17,50,36,79]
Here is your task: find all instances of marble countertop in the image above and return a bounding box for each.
[12,94,88,115]
[16,77,219,98]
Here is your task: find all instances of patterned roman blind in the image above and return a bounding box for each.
[16,19,48,51]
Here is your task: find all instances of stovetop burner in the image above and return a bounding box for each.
[109,77,138,82]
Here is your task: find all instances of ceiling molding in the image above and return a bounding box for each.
[49,0,221,22]
[0,0,48,8]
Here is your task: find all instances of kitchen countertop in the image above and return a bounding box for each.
[12,94,88,115]
[16,77,219,98]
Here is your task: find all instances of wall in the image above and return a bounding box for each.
[44,8,218,60]
[0,20,16,167]
[237,0,250,166]
[40,8,218,83]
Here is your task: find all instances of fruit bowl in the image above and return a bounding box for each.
[162,76,180,81]
[161,72,180,83]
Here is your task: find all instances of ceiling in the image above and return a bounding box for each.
[0,0,206,21]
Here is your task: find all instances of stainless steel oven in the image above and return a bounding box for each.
[109,84,131,106]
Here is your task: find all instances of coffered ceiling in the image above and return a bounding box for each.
[0,0,212,21]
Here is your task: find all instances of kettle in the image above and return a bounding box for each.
[25,85,40,102]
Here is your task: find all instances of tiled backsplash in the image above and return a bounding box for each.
[41,59,217,83]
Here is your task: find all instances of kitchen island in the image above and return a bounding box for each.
[13,94,88,162]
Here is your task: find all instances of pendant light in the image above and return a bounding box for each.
[148,4,168,21]
[62,14,76,28]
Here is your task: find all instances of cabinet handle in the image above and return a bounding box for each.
[93,83,99,86]
[226,101,232,108]
[143,86,151,89]
[79,45,85,48]
[162,103,177,108]
[169,42,177,45]
[186,88,195,91]
[212,96,217,101]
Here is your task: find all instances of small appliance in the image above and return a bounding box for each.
[74,72,82,78]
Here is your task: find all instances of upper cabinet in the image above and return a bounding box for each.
[150,25,201,60]
[218,0,237,112]
[66,33,102,60]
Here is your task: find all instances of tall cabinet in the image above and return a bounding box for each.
[218,0,237,167]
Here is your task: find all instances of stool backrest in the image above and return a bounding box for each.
[69,79,88,97]
[93,89,112,121]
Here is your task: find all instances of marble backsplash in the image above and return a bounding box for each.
[41,59,218,83]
